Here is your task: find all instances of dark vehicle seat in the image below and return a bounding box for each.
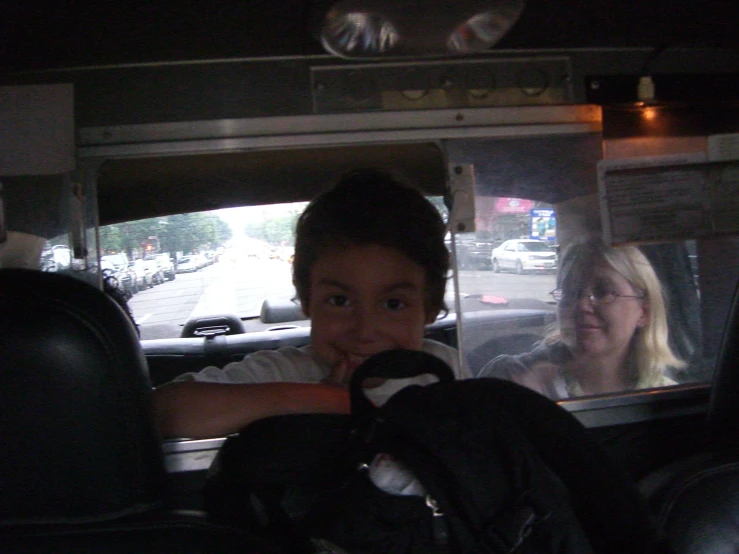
[640,277,739,553]
[0,269,281,553]
[640,450,739,553]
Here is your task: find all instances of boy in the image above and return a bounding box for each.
[154,169,469,438]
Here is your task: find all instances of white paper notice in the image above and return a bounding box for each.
[599,153,709,244]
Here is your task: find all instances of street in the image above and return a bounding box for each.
[130,257,557,339]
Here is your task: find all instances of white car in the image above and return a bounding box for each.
[155,254,176,281]
[143,258,164,285]
[175,256,199,273]
[491,239,557,275]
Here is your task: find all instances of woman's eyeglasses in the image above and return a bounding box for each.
[549,288,645,306]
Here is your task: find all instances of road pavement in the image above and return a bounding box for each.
[130,258,557,340]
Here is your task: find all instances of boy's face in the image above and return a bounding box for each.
[304,243,437,382]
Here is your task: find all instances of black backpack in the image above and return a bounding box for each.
[204,350,667,554]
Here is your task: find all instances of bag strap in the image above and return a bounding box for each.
[349,349,456,416]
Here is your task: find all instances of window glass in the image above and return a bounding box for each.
[2,172,99,285]
[91,204,306,339]
[92,196,455,340]
[444,134,709,400]
[449,203,559,377]
[78,135,715,399]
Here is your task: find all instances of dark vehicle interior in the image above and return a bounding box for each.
[2,1,739,552]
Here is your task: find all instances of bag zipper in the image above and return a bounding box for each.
[426,494,450,551]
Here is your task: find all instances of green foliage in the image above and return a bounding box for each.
[262,213,300,245]
[243,210,302,246]
[100,212,232,256]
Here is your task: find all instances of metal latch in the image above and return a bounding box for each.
[447,163,476,234]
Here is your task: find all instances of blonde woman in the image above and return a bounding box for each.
[480,237,684,399]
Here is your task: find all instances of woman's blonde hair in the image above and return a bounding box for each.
[548,237,685,387]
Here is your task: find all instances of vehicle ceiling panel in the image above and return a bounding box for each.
[96,143,446,225]
[2,1,738,72]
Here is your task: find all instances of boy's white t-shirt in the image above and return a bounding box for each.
[174,338,469,407]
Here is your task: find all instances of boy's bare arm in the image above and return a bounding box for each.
[154,381,351,439]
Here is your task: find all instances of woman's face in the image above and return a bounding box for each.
[557,259,648,359]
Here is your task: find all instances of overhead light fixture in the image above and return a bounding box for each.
[602,75,694,138]
[317,0,526,59]
[446,6,524,54]
[322,11,401,55]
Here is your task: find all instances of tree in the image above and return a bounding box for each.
[262,213,299,245]
[243,208,302,246]
[99,211,232,257]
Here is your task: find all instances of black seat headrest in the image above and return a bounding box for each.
[0,269,166,524]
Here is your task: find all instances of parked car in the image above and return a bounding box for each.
[175,256,199,273]
[491,239,557,274]
[144,258,164,285]
[101,253,136,293]
[156,254,176,281]
[447,232,499,270]
[128,259,150,290]
[40,245,72,272]
[100,259,136,295]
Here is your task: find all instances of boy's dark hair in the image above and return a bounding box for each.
[293,168,449,315]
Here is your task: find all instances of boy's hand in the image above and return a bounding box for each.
[322,358,387,391]
[322,358,352,387]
